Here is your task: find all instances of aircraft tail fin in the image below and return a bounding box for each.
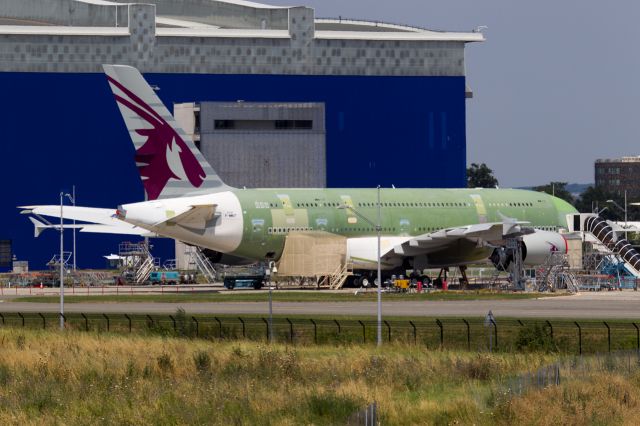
[103,64,231,200]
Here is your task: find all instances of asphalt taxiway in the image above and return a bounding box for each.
[0,291,639,318]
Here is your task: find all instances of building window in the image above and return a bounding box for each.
[275,120,313,130]
[214,120,235,129]
[194,111,201,133]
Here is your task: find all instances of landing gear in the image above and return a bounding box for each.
[433,267,449,289]
[459,265,469,289]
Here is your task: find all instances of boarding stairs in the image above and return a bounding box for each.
[584,216,640,278]
[135,256,155,284]
[119,241,156,284]
[327,262,354,290]
[188,246,217,283]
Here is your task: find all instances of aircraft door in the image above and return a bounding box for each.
[399,218,410,235]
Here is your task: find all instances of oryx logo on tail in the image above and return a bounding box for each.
[106,75,206,200]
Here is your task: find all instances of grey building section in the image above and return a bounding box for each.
[173,100,325,270]
[0,0,483,75]
[178,101,326,188]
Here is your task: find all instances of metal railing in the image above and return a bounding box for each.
[190,247,217,283]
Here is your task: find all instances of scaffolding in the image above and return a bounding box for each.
[118,241,157,284]
[534,252,579,293]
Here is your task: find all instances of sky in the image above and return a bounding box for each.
[267,0,640,187]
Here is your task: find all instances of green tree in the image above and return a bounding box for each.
[533,182,575,205]
[575,186,634,221]
[467,163,498,188]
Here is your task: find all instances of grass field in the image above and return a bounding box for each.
[12,290,559,304]
[0,328,637,425]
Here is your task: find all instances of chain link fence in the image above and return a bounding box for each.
[0,312,639,354]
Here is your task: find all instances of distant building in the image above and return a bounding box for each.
[595,156,640,199]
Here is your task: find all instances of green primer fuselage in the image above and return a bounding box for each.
[230,187,578,260]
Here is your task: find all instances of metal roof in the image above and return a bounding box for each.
[0,0,484,43]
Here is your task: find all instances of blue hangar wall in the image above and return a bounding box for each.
[0,72,467,270]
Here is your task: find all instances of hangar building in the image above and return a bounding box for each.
[0,0,484,269]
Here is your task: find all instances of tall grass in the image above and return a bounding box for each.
[0,328,630,425]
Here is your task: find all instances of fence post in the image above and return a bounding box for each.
[192,316,199,337]
[633,323,639,353]
[462,319,471,351]
[169,315,176,333]
[409,321,417,345]
[38,313,46,329]
[384,320,391,342]
[604,321,611,353]
[490,318,498,350]
[18,312,24,327]
[286,318,294,343]
[546,320,554,342]
[261,318,269,342]
[239,317,246,338]
[334,319,341,334]
[310,319,317,344]
[215,317,223,339]
[103,313,110,332]
[436,319,443,349]
[81,313,89,331]
[575,321,582,355]
[358,320,366,343]
[124,314,132,333]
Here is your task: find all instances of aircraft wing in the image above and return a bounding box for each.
[347,220,534,270]
[19,205,157,237]
[391,220,533,257]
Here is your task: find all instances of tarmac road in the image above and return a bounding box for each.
[0,291,639,318]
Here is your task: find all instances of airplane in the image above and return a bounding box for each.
[21,65,579,282]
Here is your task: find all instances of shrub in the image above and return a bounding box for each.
[306,393,362,423]
[16,334,25,350]
[455,354,500,380]
[193,350,211,374]
[515,324,557,353]
[157,353,174,374]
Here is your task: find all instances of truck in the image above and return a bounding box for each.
[223,275,264,290]
[148,271,180,285]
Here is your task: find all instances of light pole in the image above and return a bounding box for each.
[607,190,628,240]
[338,185,383,346]
[71,186,76,271]
[267,260,277,343]
[59,191,75,330]
[59,192,65,330]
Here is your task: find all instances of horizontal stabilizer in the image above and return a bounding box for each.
[18,205,157,237]
[29,217,47,238]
